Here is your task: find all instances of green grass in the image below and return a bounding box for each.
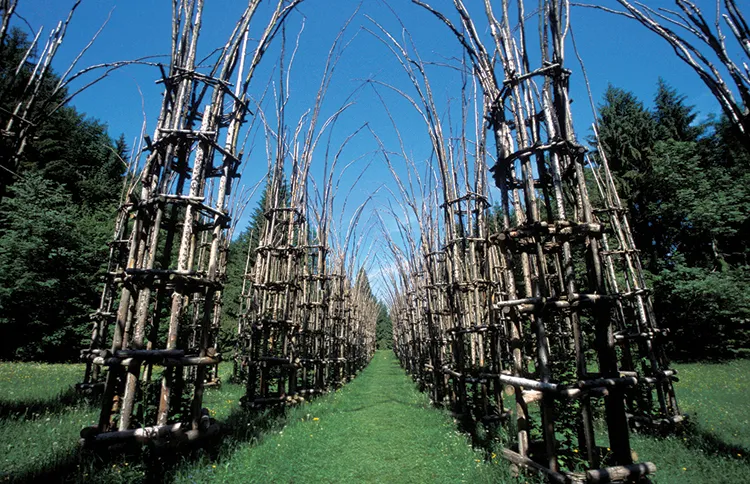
[174,351,512,483]
[631,359,750,484]
[0,362,98,481]
[0,362,84,410]
[0,355,749,483]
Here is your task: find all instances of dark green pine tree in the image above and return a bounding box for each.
[375,302,393,350]
[591,84,658,269]
[594,80,750,359]
[653,78,704,143]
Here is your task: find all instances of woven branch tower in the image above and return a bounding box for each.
[390,1,684,482]
[235,21,379,407]
[78,0,303,447]
[237,137,309,406]
[237,171,379,406]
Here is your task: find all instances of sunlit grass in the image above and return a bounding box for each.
[632,359,750,484]
[174,351,512,483]
[672,360,750,447]
[0,356,749,483]
[0,362,84,405]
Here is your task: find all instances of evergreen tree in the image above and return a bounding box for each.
[593,81,750,359]
[375,302,393,350]
[0,175,108,360]
[0,30,125,361]
[591,85,658,268]
[653,78,703,143]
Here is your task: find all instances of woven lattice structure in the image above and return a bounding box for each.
[389,1,684,481]
[239,227,378,406]
[79,0,302,447]
[238,161,308,406]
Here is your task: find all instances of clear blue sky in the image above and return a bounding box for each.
[16,0,725,298]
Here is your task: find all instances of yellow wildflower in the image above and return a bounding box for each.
[313,417,319,421]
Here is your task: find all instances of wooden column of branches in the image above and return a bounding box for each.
[326,266,347,389]
[351,275,378,374]
[79,192,133,392]
[295,234,330,399]
[371,14,508,435]
[79,0,301,447]
[327,253,376,389]
[387,159,509,435]
[238,150,308,406]
[237,14,379,406]
[587,142,682,430]
[390,258,429,389]
[239,237,378,406]
[423,249,451,407]
[391,0,686,481]
[442,190,508,429]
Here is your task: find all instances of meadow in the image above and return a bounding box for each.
[0,354,748,483]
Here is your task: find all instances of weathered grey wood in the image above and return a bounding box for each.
[585,462,656,483]
[82,0,308,448]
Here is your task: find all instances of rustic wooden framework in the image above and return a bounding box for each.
[237,197,378,407]
[236,13,378,407]
[79,0,303,447]
[387,1,685,482]
[237,147,309,406]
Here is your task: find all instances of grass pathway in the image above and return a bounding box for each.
[177,351,512,483]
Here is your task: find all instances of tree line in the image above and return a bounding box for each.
[593,79,750,360]
[0,29,126,360]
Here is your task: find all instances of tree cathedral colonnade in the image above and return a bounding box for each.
[389,1,683,483]
[76,0,377,448]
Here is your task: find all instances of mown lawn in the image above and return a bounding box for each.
[631,359,750,483]
[0,355,748,483]
[173,351,511,483]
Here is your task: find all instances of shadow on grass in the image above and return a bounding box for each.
[6,405,292,484]
[638,419,750,465]
[0,386,95,420]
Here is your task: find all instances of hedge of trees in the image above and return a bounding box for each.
[593,79,750,360]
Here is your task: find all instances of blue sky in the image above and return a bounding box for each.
[15,0,726,298]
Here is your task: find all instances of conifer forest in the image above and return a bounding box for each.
[0,0,749,483]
